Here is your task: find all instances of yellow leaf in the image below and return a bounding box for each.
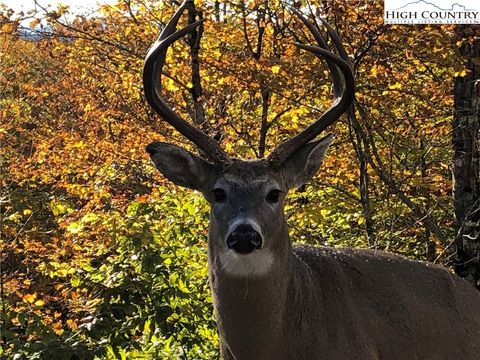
[56,269,68,277]
[388,82,403,90]
[320,209,330,218]
[271,65,281,74]
[67,222,84,234]
[34,299,45,307]
[23,293,37,303]
[1,24,14,34]
[73,141,85,148]
[178,279,190,293]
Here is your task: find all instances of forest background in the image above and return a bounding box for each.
[1,0,479,358]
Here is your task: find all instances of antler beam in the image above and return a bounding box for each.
[267,8,355,167]
[143,0,231,167]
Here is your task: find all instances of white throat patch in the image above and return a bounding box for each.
[218,249,274,277]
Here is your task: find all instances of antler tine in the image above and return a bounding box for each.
[268,10,355,167]
[290,7,343,97]
[143,0,231,167]
[318,17,352,68]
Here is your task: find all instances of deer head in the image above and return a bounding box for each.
[144,1,354,277]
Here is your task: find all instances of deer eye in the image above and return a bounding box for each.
[266,189,282,204]
[212,188,227,203]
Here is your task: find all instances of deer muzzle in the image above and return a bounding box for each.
[226,223,263,254]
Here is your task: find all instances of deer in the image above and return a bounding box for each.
[142,1,480,359]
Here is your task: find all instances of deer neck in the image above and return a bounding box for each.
[207,227,303,358]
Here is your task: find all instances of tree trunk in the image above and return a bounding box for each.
[453,28,480,290]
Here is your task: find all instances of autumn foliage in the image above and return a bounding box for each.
[0,0,465,358]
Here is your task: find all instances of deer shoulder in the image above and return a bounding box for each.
[288,244,480,359]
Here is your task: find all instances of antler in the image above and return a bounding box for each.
[143,0,231,167]
[267,8,355,167]
[144,2,353,168]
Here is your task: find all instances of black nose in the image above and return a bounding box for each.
[226,224,262,254]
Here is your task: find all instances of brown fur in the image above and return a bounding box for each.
[214,244,480,360]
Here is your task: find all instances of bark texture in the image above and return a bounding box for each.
[453,27,480,290]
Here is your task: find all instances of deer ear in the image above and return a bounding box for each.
[281,134,333,189]
[146,142,217,191]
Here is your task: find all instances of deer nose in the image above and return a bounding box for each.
[226,224,262,254]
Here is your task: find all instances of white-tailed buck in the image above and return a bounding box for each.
[143,1,480,359]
